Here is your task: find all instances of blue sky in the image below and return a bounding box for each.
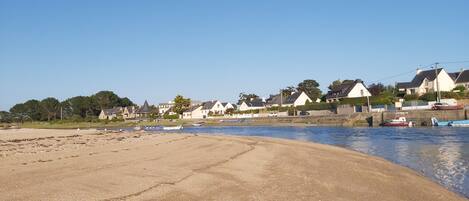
[1,0,468,110]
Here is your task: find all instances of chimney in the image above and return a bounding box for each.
[416,68,422,75]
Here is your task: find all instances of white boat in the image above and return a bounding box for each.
[382,117,413,127]
[432,117,469,127]
[192,123,202,127]
[162,125,183,130]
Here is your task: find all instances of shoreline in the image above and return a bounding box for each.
[0,129,466,200]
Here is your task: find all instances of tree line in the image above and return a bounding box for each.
[1,91,134,123]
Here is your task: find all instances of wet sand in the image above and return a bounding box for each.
[0,129,466,201]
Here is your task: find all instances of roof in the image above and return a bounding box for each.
[325,79,364,99]
[284,92,303,104]
[184,105,202,113]
[202,101,218,110]
[102,107,122,115]
[136,100,151,114]
[243,99,265,107]
[449,72,460,81]
[266,94,285,105]
[396,68,443,89]
[124,106,135,114]
[455,70,469,83]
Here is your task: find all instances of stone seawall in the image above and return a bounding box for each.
[203,109,468,127]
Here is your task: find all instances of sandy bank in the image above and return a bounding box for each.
[0,129,465,201]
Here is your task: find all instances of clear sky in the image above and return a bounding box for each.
[1,0,468,110]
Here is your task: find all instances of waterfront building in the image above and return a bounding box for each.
[266,91,312,107]
[325,79,371,103]
[396,68,455,95]
[450,69,469,89]
[238,98,266,111]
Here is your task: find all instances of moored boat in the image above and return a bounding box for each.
[382,117,413,127]
[432,103,464,110]
[192,123,202,127]
[431,117,469,127]
[163,125,183,130]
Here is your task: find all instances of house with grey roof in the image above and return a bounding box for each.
[136,100,152,118]
[396,68,455,95]
[182,105,204,119]
[239,98,266,111]
[451,69,469,89]
[201,100,225,116]
[98,107,123,120]
[122,106,137,119]
[325,79,371,103]
[266,91,312,107]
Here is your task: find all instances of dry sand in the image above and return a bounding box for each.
[0,129,466,201]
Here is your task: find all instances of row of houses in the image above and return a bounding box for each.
[396,68,469,95]
[99,68,469,120]
[98,101,151,120]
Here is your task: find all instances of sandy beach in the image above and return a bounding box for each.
[0,129,466,201]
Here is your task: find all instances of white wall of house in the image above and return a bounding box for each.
[293,92,312,106]
[456,82,469,88]
[224,103,235,110]
[434,69,456,92]
[183,106,204,119]
[347,83,372,98]
[239,102,265,111]
[210,101,225,114]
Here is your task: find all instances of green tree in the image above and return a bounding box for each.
[173,95,191,115]
[368,83,385,96]
[238,93,259,104]
[40,97,60,121]
[297,79,322,100]
[0,111,12,123]
[328,79,342,91]
[281,86,297,97]
[118,97,134,107]
[91,91,120,110]
[63,96,95,118]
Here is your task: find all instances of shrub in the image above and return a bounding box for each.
[296,102,337,111]
[404,94,419,101]
[419,92,436,101]
[163,114,179,119]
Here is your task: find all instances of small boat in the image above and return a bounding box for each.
[162,125,183,130]
[382,117,413,127]
[431,117,469,127]
[432,103,464,110]
[134,126,142,131]
[192,123,202,127]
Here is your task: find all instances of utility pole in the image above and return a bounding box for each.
[434,62,441,103]
[60,107,63,120]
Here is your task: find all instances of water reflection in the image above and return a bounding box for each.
[177,126,469,197]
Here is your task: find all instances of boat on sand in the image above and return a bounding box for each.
[162,125,183,130]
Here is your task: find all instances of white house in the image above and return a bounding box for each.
[266,91,312,107]
[325,79,372,103]
[396,68,456,95]
[222,102,236,110]
[182,105,204,119]
[450,69,469,89]
[201,100,225,116]
[158,101,174,115]
[238,99,266,111]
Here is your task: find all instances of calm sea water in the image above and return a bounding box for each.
[165,126,469,197]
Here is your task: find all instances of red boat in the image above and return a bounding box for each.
[382,117,413,127]
[432,103,463,110]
